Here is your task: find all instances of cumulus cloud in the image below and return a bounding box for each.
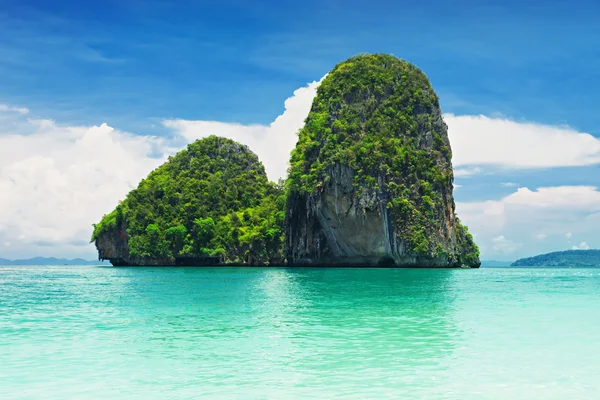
[0,104,29,115]
[445,114,600,168]
[0,113,174,258]
[457,186,600,259]
[458,186,600,230]
[163,77,324,181]
[572,242,590,250]
[454,167,482,177]
[491,235,521,254]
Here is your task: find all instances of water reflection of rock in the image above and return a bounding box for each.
[113,267,463,396]
[248,268,462,396]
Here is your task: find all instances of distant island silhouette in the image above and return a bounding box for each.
[0,257,108,266]
[512,250,600,267]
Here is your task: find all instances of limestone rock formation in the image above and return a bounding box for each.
[92,136,285,266]
[285,53,480,267]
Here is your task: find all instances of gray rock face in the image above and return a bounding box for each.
[94,226,131,266]
[95,226,221,266]
[94,226,179,266]
[285,165,392,266]
[285,164,472,267]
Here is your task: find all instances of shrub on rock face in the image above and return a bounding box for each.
[91,135,285,266]
[285,53,480,267]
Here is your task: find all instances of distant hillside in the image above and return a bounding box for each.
[511,250,600,267]
[0,257,108,266]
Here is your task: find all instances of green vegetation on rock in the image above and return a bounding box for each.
[93,53,480,268]
[289,54,449,195]
[92,136,285,265]
[286,53,480,265]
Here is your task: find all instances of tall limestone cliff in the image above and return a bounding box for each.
[285,54,480,267]
[92,136,285,266]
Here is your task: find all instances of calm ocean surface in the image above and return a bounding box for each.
[1,266,599,399]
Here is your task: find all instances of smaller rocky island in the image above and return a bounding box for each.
[512,250,600,267]
[92,136,285,266]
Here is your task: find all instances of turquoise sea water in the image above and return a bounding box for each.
[1,266,599,399]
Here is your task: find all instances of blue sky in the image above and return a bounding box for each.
[2,0,599,132]
[0,0,599,261]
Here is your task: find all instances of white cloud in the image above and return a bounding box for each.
[0,115,174,258]
[454,167,482,177]
[445,114,600,168]
[163,77,324,182]
[501,182,518,187]
[491,235,521,254]
[458,187,600,230]
[572,242,590,250]
[506,186,600,208]
[0,104,29,115]
[163,86,600,182]
[457,186,600,259]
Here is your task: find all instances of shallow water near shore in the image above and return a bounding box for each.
[1,265,599,399]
